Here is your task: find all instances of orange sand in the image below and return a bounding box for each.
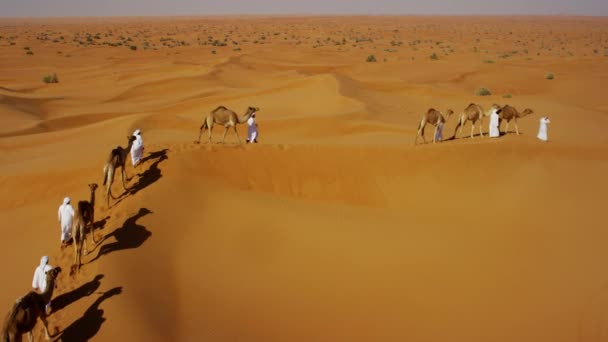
[1,16,608,341]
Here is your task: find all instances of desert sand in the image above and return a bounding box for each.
[1,15,608,341]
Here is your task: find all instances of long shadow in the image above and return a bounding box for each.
[88,208,152,264]
[112,149,168,207]
[56,287,122,342]
[129,149,168,196]
[51,274,104,313]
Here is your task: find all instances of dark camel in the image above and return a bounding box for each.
[2,267,61,342]
[103,136,135,208]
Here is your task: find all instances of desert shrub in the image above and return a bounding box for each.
[366,54,377,62]
[546,73,554,80]
[42,73,59,83]
[475,87,492,96]
[130,45,137,51]
[483,59,495,63]
[211,50,217,54]
[26,50,34,55]
[503,94,512,98]
[430,53,438,60]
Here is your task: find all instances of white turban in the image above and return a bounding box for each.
[63,197,70,205]
[40,255,49,267]
[133,129,141,136]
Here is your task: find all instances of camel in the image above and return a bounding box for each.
[196,106,259,144]
[2,267,61,342]
[72,183,99,273]
[497,105,534,135]
[452,103,501,139]
[103,136,135,208]
[414,108,454,145]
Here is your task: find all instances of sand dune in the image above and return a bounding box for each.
[1,16,608,342]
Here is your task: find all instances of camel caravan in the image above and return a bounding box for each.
[414,103,535,145]
[2,100,546,340]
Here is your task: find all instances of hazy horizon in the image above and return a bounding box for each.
[1,0,608,17]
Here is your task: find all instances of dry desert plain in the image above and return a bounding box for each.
[1,15,608,341]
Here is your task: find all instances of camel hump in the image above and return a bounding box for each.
[212,106,228,113]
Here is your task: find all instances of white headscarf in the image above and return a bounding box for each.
[63,197,70,205]
[133,129,141,136]
[40,255,49,267]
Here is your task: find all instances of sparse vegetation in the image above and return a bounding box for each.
[130,45,137,51]
[26,50,34,55]
[546,73,555,80]
[475,87,492,96]
[503,94,512,98]
[430,53,438,60]
[483,59,495,64]
[42,73,59,84]
[366,54,377,62]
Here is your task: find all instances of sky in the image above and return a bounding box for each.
[1,0,607,17]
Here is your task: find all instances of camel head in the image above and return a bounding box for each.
[88,183,98,192]
[44,267,62,288]
[521,108,534,117]
[246,106,259,116]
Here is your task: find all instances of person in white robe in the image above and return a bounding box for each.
[58,197,74,248]
[537,116,550,142]
[32,255,53,314]
[131,129,144,167]
[489,108,500,138]
[247,112,258,143]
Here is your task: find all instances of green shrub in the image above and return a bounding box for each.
[366,54,377,62]
[546,73,554,80]
[430,53,438,60]
[483,59,495,63]
[26,50,34,55]
[42,73,59,83]
[475,87,492,96]
[130,45,137,51]
[503,94,512,98]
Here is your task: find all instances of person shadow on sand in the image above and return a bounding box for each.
[89,208,152,263]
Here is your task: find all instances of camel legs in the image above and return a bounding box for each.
[470,122,475,138]
[433,125,438,143]
[106,166,115,208]
[505,121,510,134]
[479,119,484,137]
[414,121,426,145]
[233,126,241,144]
[207,123,214,143]
[120,167,128,191]
[40,314,51,340]
[220,126,229,144]
[514,119,520,135]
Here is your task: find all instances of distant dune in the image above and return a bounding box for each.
[1,16,607,342]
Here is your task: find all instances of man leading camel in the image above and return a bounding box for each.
[32,256,53,314]
[58,197,75,249]
[131,129,144,167]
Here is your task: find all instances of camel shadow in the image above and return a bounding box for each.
[129,149,168,196]
[89,208,152,264]
[55,287,122,342]
[112,149,168,207]
[94,216,110,230]
[51,274,104,313]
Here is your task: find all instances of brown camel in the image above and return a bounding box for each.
[71,183,99,273]
[453,103,501,139]
[2,267,61,342]
[414,108,454,145]
[497,105,534,135]
[196,106,259,144]
[103,136,135,208]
